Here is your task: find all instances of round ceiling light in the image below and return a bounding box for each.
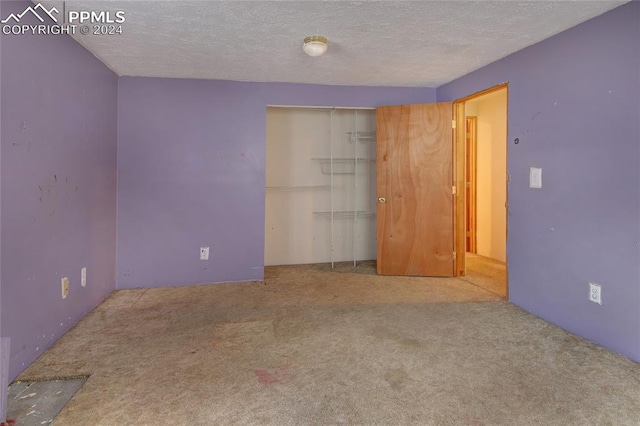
[303,35,328,57]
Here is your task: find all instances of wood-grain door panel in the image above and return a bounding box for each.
[376,103,454,276]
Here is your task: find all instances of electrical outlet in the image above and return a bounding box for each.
[589,282,602,305]
[61,277,69,299]
[200,247,210,260]
[81,267,87,287]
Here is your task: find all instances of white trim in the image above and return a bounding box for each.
[267,105,376,110]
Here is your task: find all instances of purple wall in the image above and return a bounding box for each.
[438,2,640,362]
[117,79,434,288]
[1,1,118,380]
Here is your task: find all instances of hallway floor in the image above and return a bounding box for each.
[9,264,640,425]
[464,253,508,298]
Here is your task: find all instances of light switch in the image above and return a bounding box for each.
[529,167,542,189]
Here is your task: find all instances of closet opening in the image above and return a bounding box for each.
[265,106,377,269]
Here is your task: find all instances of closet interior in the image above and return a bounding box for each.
[265,107,377,267]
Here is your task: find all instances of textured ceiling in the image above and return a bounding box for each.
[38,0,629,87]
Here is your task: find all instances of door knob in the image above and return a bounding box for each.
[378,197,386,204]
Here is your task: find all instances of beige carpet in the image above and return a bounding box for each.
[464,253,508,298]
[16,265,640,425]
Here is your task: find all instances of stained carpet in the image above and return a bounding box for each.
[12,265,640,425]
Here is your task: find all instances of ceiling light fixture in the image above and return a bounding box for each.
[303,35,328,57]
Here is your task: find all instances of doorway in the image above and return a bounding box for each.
[454,85,508,297]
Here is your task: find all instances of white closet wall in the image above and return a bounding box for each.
[265,107,377,266]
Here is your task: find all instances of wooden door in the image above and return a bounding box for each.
[376,103,454,276]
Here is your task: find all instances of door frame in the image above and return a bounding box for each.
[465,116,478,253]
[452,83,509,285]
